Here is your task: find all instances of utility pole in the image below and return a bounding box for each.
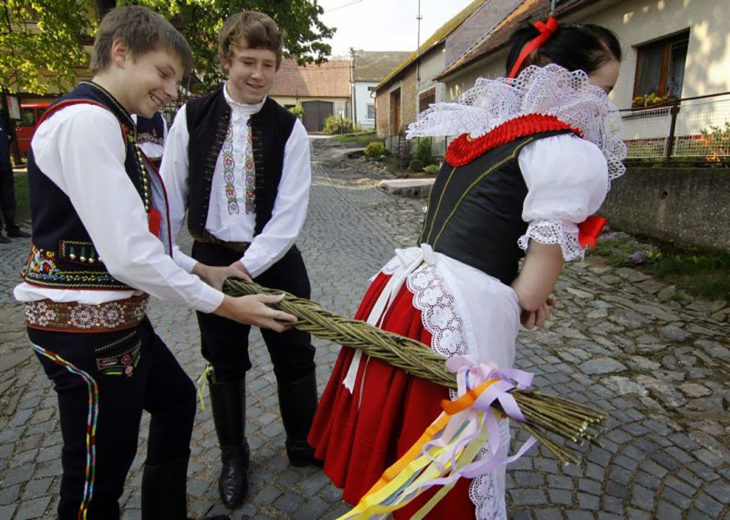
[350,48,357,128]
[416,0,422,83]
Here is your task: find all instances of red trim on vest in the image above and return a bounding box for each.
[445,114,584,167]
[37,99,128,145]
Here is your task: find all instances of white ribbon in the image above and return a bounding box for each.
[342,244,437,401]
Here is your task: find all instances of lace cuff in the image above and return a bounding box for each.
[517,220,583,261]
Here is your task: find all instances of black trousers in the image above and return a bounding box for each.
[29,317,196,520]
[192,242,316,383]
[0,125,16,231]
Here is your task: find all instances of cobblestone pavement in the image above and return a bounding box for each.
[0,138,728,519]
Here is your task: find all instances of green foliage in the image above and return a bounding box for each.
[0,1,94,94]
[591,231,661,266]
[699,121,730,162]
[632,92,672,108]
[288,104,304,119]
[334,131,377,144]
[407,138,437,171]
[414,138,433,166]
[590,230,730,300]
[364,141,386,158]
[408,158,425,171]
[12,171,30,222]
[323,115,353,134]
[1,1,334,96]
[423,164,439,174]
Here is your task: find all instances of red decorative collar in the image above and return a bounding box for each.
[445,114,583,167]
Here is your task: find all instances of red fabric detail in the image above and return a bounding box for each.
[507,17,559,79]
[308,272,474,518]
[148,208,161,237]
[36,99,127,145]
[445,114,583,167]
[578,215,607,248]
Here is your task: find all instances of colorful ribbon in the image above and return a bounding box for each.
[31,342,98,520]
[338,357,537,519]
[507,16,559,79]
[578,215,607,248]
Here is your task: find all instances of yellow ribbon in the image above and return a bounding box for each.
[338,378,499,519]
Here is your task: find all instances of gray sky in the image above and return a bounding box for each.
[318,0,476,57]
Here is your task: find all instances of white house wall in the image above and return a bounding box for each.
[353,82,377,129]
[442,0,729,142]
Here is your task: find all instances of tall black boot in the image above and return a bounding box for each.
[208,374,249,509]
[141,454,230,520]
[277,371,322,467]
[141,454,189,520]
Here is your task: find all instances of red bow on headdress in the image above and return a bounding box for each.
[508,16,559,79]
[578,215,607,249]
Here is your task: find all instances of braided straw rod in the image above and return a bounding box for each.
[224,278,607,465]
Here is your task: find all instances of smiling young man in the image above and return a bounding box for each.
[160,10,319,510]
[14,7,295,519]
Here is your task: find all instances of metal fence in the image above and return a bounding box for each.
[621,91,730,162]
[381,92,730,164]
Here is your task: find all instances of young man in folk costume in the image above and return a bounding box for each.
[161,10,318,509]
[133,111,168,168]
[14,6,294,519]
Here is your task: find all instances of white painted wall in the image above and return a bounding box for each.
[353,81,377,129]
[442,0,730,145]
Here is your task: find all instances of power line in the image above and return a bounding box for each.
[324,0,364,13]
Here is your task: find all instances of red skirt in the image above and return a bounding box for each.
[308,272,474,519]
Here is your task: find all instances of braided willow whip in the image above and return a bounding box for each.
[224,279,606,465]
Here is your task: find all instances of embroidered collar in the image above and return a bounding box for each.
[407,64,627,185]
[445,114,582,167]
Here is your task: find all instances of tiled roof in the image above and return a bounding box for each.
[270,59,351,98]
[375,0,487,90]
[352,51,412,82]
[438,0,602,80]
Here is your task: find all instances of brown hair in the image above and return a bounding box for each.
[90,6,193,76]
[218,11,284,71]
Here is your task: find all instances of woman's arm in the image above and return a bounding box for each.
[511,241,563,312]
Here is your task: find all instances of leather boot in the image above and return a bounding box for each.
[277,371,322,467]
[208,374,249,509]
[141,454,189,520]
[141,454,230,520]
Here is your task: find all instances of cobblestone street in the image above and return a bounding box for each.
[0,138,728,519]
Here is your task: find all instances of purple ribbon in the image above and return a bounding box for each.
[410,356,538,491]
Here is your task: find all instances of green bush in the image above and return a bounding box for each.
[423,164,439,174]
[323,115,354,134]
[364,141,387,158]
[590,231,661,266]
[288,105,304,119]
[414,138,433,166]
[408,158,425,172]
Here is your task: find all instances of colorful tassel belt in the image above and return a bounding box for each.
[24,295,148,333]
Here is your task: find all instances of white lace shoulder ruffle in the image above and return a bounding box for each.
[406,64,626,186]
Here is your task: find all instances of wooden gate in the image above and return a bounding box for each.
[302,101,334,132]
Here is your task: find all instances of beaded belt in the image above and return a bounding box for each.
[191,230,250,253]
[24,295,149,333]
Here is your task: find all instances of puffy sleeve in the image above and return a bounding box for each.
[517,134,608,261]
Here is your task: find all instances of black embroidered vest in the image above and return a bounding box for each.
[419,130,573,285]
[21,81,166,290]
[185,89,296,238]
